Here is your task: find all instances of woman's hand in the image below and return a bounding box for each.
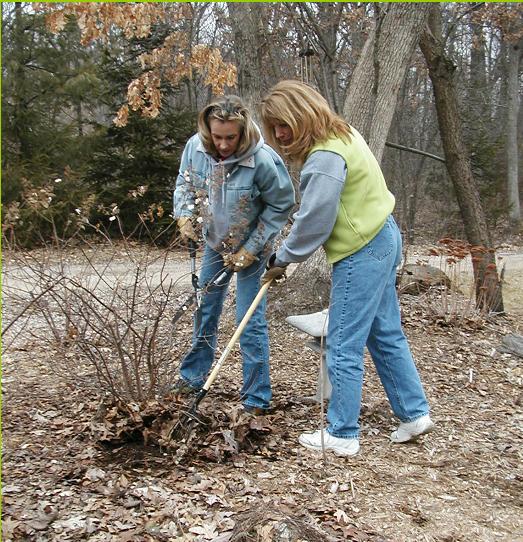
[261,253,287,285]
[224,247,258,272]
[177,217,198,243]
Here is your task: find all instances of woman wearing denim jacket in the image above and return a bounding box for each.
[173,95,295,413]
[260,81,434,455]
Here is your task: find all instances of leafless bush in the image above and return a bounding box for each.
[405,238,505,326]
[2,219,193,405]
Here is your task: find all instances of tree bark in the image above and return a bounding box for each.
[506,37,521,225]
[295,3,345,112]
[272,248,332,316]
[343,4,431,163]
[12,2,31,158]
[226,3,265,113]
[468,19,488,123]
[420,5,504,313]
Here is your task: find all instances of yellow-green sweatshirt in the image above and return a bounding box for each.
[275,127,395,266]
[311,129,395,263]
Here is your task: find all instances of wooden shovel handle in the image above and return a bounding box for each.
[202,280,272,392]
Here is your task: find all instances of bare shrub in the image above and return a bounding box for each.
[406,237,506,325]
[2,218,192,405]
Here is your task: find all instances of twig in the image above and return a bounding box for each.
[385,141,446,163]
[2,278,64,338]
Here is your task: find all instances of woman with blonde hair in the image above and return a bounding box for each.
[260,80,433,455]
[173,95,294,413]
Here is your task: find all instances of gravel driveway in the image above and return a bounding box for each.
[3,245,522,316]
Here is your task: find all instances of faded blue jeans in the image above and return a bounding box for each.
[179,244,271,409]
[326,216,430,439]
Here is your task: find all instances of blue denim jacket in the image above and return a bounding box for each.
[173,133,295,255]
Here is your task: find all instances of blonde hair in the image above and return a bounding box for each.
[260,80,352,165]
[198,95,259,157]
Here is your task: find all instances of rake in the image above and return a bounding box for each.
[169,279,272,441]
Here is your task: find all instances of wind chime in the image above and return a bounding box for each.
[299,39,315,84]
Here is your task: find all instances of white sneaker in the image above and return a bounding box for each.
[298,429,360,456]
[390,415,435,443]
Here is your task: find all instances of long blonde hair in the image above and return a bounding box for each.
[260,80,352,165]
[198,95,259,157]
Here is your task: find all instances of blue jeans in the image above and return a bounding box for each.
[179,245,271,409]
[326,216,430,439]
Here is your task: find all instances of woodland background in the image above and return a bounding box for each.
[2,2,522,248]
[2,3,523,542]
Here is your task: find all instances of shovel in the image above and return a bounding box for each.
[169,279,272,441]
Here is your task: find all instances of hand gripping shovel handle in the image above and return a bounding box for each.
[170,279,272,440]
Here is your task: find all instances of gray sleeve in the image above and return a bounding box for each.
[275,151,346,265]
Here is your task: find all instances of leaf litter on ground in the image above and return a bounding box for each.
[2,246,523,541]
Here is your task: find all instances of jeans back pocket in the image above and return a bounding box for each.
[366,218,393,262]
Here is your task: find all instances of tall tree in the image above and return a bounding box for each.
[506,36,522,225]
[420,5,504,313]
[2,3,102,197]
[383,61,442,241]
[343,4,431,162]
[292,2,347,112]
[467,4,522,227]
[2,6,71,242]
[226,3,265,111]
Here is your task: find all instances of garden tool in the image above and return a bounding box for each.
[169,279,272,441]
[171,240,230,328]
[189,239,200,304]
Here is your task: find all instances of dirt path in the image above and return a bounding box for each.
[4,246,522,316]
[2,246,195,295]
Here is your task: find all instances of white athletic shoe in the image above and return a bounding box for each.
[390,415,435,443]
[298,429,360,456]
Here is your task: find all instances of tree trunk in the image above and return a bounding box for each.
[343,4,431,163]
[12,2,30,158]
[284,4,431,312]
[295,3,345,113]
[506,37,521,225]
[420,5,504,313]
[468,19,488,123]
[273,248,332,315]
[226,3,265,112]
